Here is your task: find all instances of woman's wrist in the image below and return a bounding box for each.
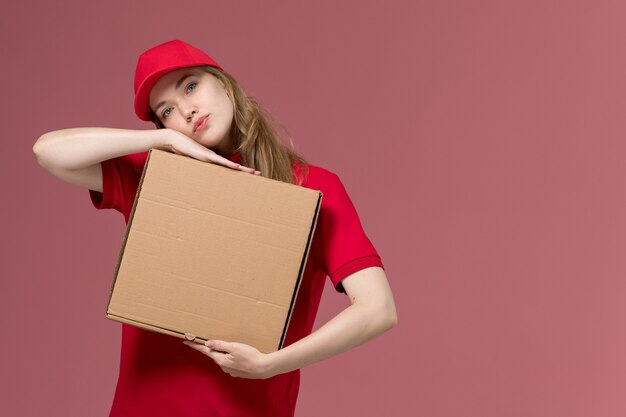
[150,128,175,151]
[262,350,283,378]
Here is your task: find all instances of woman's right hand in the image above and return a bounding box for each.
[158,129,260,176]
[34,127,261,192]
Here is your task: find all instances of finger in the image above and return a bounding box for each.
[228,163,255,174]
[197,149,257,174]
[224,369,242,378]
[183,340,211,355]
[240,167,254,174]
[184,341,232,368]
[237,165,256,174]
[205,349,233,367]
[205,339,234,353]
[204,153,241,170]
[188,147,259,176]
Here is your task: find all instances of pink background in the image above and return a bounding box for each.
[3,0,626,416]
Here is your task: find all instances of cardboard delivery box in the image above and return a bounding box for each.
[106,149,322,353]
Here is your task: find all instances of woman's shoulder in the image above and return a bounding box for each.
[299,162,343,192]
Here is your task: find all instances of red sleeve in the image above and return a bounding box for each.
[88,152,148,224]
[312,171,384,293]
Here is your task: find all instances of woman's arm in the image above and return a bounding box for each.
[184,266,397,378]
[33,127,257,191]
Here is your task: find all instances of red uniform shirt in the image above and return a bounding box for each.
[89,151,383,417]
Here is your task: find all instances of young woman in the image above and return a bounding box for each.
[33,39,397,417]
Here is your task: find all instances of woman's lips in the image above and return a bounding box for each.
[193,115,209,132]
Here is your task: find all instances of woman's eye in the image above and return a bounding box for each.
[162,108,172,118]
[186,82,197,94]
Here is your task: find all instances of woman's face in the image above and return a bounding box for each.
[149,67,235,155]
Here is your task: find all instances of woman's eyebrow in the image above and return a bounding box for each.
[154,74,195,112]
[175,74,194,89]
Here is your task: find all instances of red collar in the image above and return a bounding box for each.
[227,152,241,164]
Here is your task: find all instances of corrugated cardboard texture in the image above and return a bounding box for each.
[107,149,321,353]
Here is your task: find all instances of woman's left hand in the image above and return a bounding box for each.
[183,339,275,379]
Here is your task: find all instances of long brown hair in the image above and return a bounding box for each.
[152,66,308,185]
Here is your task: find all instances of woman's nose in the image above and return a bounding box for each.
[185,108,198,122]
[178,100,197,121]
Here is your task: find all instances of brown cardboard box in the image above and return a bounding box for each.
[106,149,322,353]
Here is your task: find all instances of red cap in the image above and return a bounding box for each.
[134,40,223,121]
